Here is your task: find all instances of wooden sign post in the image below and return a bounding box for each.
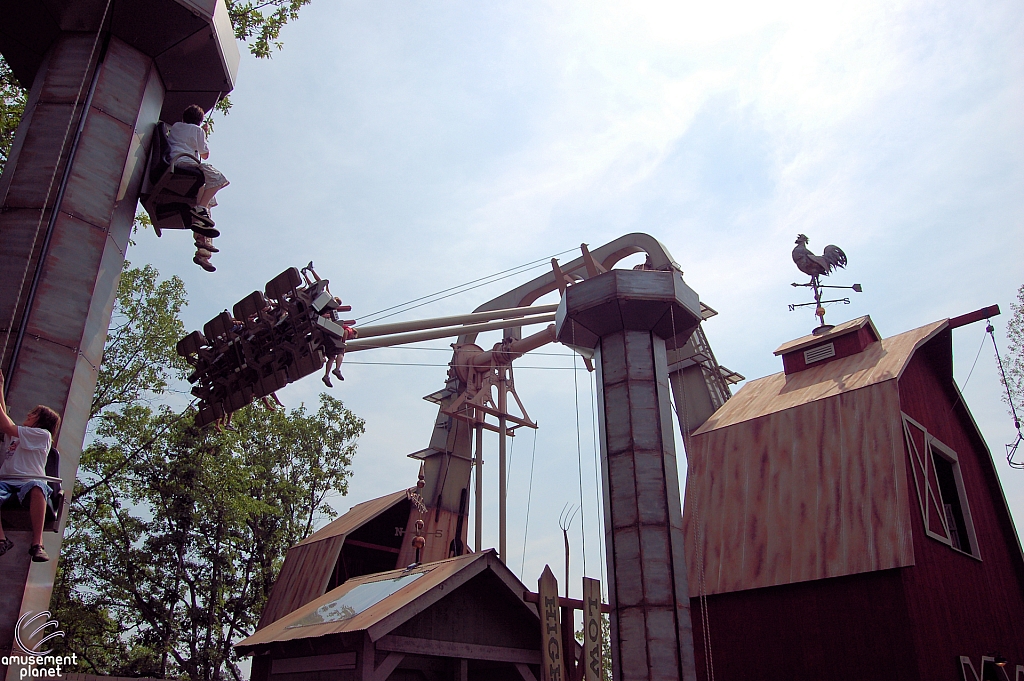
[539,565,565,681]
[582,577,603,681]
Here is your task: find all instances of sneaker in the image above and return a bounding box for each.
[191,224,221,239]
[29,544,49,562]
[193,255,217,272]
[190,206,216,227]
[332,368,345,381]
[0,537,13,557]
[322,375,333,388]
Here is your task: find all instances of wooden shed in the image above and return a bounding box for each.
[681,314,1024,680]
[238,550,542,681]
[258,491,414,630]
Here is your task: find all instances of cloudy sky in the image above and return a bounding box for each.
[131,0,1023,599]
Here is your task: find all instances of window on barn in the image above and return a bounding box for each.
[902,413,981,559]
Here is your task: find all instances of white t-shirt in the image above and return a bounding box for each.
[166,122,209,163]
[0,426,52,481]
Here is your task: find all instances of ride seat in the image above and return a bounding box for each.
[139,122,205,236]
[0,447,65,533]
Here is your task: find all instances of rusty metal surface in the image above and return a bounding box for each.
[694,319,947,436]
[239,551,499,650]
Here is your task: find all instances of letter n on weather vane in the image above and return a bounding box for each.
[539,565,564,681]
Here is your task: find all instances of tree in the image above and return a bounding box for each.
[51,263,365,680]
[91,263,190,418]
[0,56,27,174]
[227,0,313,59]
[1004,284,1023,413]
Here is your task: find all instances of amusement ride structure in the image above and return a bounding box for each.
[2,2,1024,681]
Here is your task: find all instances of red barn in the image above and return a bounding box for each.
[682,314,1024,681]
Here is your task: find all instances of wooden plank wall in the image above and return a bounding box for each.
[895,345,1024,676]
[683,381,914,596]
[257,535,345,629]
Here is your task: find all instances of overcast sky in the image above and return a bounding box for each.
[130,0,1023,601]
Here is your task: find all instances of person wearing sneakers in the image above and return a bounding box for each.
[166,104,230,272]
[0,372,61,563]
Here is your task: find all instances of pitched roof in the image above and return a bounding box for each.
[693,319,947,435]
[298,490,408,546]
[238,550,531,651]
[773,315,880,356]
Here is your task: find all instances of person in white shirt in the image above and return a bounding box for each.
[166,104,231,273]
[0,372,62,562]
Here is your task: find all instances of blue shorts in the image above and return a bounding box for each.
[0,480,51,506]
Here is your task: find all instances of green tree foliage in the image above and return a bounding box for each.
[51,264,365,680]
[91,263,189,418]
[0,56,27,175]
[1004,284,1024,411]
[227,0,312,59]
[575,615,613,681]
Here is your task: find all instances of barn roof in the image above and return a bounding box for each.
[693,318,947,435]
[297,490,409,546]
[238,550,531,652]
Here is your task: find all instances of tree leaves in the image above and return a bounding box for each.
[52,262,365,680]
[91,263,189,419]
[227,0,313,59]
[0,56,27,175]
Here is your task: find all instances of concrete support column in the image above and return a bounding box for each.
[0,31,163,667]
[0,2,237,671]
[556,269,702,681]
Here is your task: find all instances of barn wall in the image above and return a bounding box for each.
[258,535,345,630]
[896,343,1024,676]
[683,381,914,595]
[689,568,920,681]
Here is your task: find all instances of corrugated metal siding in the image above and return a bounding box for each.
[683,381,914,595]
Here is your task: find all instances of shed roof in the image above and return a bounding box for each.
[772,316,880,356]
[298,490,408,546]
[694,318,946,435]
[238,550,530,652]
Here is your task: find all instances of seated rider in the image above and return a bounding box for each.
[166,104,230,273]
[0,371,62,563]
[322,299,357,388]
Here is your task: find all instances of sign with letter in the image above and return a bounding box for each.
[582,577,602,681]
[539,565,564,681]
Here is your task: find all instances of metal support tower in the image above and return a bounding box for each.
[0,2,237,673]
[556,268,702,681]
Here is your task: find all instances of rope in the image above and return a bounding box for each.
[355,247,578,325]
[520,426,538,580]
[1,0,114,375]
[572,321,587,578]
[944,327,989,419]
[987,320,1023,469]
[590,367,608,596]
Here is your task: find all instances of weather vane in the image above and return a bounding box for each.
[789,234,862,335]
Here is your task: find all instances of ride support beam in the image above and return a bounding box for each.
[556,269,702,681]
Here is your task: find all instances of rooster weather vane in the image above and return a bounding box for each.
[790,234,862,335]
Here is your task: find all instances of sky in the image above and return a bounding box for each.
[129,0,1023,604]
